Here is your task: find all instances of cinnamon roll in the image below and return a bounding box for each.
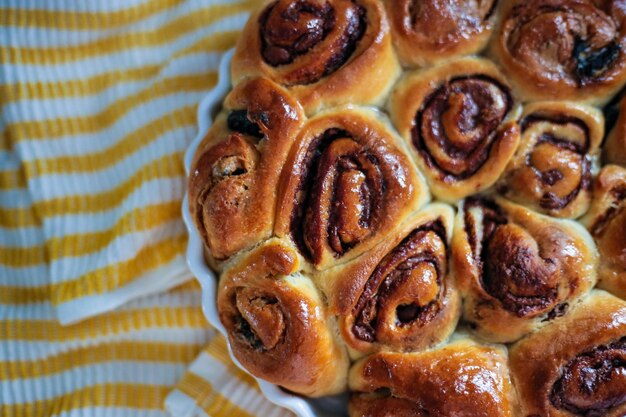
[275,107,430,270]
[389,58,522,202]
[581,165,626,300]
[383,0,498,67]
[452,196,598,342]
[498,102,604,218]
[509,290,626,417]
[231,0,401,115]
[324,203,459,356]
[188,78,305,266]
[605,97,626,166]
[349,335,516,417]
[491,0,626,104]
[217,239,349,397]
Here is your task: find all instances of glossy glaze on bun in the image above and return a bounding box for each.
[187,0,626,408]
[510,290,626,417]
[389,58,522,202]
[231,0,401,115]
[491,0,626,104]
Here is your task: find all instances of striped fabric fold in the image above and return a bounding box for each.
[165,335,294,417]
[0,0,253,325]
[1,1,294,416]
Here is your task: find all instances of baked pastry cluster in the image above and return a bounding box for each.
[188,0,626,415]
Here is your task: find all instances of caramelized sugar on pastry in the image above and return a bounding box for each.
[389,57,522,202]
[383,0,498,67]
[605,96,626,166]
[510,290,626,417]
[217,239,349,397]
[188,78,305,267]
[275,107,429,270]
[231,0,401,115]
[491,0,626,104]
[321,204,460,356]
[452,197,598,342]
[581,165,626,299]
[349,335,516,417]
[498,102,603,218]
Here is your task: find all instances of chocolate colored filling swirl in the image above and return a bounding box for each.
[502,0,624,86]
[591,185,626,271]
[412,75,513,182]
[290,128,386,264]
[352,221,447,343]
[259,0,365,85]
[514,114,592,210]
[234,288,286,352]
[551,337,626,416]
[191,131,260,256]
[464,198,564,317]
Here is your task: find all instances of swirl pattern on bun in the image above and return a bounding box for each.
[275,107,429,270]
[322,204,459,355]
[188,78,305,266]
[231,0,401,114]
[217,240,349,397]
[510,290,626,417]
[452,197,598,342]
[389,58,521,202]
[498,102,603,218]
[491,0,626,103]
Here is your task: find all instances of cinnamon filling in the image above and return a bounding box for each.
[352,220,447,342]
[234,288,286,351]
[259,0,365,85]
[512,114,592,211]
[290,128,385,263]
[464,197,564,317]
[412,75,512,182]
[503,0,624,86]
[551,337,626,417]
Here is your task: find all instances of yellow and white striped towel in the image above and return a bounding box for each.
[1,1,294,416]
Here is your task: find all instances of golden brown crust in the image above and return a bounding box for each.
[383,0,497,67]
[452,196,598,342]
[275,106,429,270]
[581,165,626,300]
[509,290,626,417]
[498,102,604,218]
[321,203,460,356]
[231,0,401,115]
[490,0,626,104]
[605,97,626,166]
[217,239,349,397]
[349,336,516,417]
[188,78,305,266]
[388,57,522,202]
